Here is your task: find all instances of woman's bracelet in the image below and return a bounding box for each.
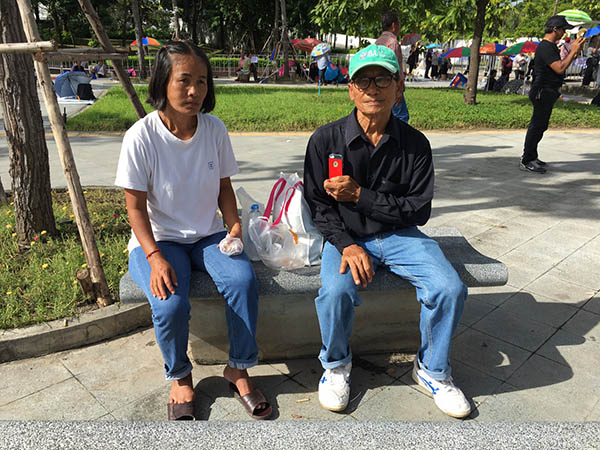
[146,248,161,260]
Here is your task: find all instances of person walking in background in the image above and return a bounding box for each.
[407,44,420,76]
[514,54,527,80]
[315,52,330,86]
[430,50,439,80]
[500,55,512,80]
[560,36,572,60]
[424,48,433,78]
[115,41,272,420]
[375,10,409,122]
[520,15,584,174]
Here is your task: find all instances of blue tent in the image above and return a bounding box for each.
[54,71,92,99]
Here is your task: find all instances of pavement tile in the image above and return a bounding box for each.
[58,330,167,412]
[586,399,600,421]
[452,328,532,381]
[0,354,72,407]
[471,307,557,352]
[497,291,579,328]
[460,297,497,326]
[561,309,600,341]
[524,272,597,306]
[467,286,518,307]
[553,251,600,290]
[470,227,533,256]
[536,329,600,374]
[350,380,456,421]
[581,235,600,257]
[0,378,107,420]
[447,213,496,239]
[583,295,600,315]
[353,352,414,380]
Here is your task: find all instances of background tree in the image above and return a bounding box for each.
[131,0,148,79]
[464,0,489,105]
[0,0,57,246]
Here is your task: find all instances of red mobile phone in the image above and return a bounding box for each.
[328,153,343,178]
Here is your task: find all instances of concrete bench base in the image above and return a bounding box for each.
[120,227,507,363]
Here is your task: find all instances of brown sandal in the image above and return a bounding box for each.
[229,382,273,420]
[167,401,196,420]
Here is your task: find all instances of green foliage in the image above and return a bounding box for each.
[0,190,129,329]
[66,85,600,133]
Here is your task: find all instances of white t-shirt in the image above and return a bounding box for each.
[115,110,239,251]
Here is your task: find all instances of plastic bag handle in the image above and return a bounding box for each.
[264,178,287,219]
[272,186,296,226]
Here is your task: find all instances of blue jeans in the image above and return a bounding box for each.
[392,96,409,123]
[315,227,467,381]
[129,231,259,380]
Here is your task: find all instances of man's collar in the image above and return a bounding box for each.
[344,108,400,147]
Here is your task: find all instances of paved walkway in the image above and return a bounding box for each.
[1,127,599,429]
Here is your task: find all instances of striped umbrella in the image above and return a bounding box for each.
[500,41,539,55]
[557,9,592,25]
[480,43,507,55]
[441,47,470,58]
[401,33,421,46]
[130,37,162,47]
[291,38,322,53]
[311,43,331,57]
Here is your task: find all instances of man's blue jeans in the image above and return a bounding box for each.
[393,96,410,123]
[129,231,259,380]
[315,227,467,381]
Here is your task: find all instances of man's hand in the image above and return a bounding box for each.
[324,176,361,203]
[340,244,374,287]
[571,36,585,54]
[148,253,178,300]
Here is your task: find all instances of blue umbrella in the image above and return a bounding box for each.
[585,25,600,38]
[426,43,441,49]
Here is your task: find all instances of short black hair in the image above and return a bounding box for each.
[147,40,215,113]
[381,11,399,31]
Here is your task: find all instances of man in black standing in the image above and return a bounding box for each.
[520,15,583,174]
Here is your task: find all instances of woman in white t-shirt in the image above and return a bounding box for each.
[115,41,271,420]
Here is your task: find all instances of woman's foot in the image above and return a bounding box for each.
[170,373,195,404]
[223,366,252,397]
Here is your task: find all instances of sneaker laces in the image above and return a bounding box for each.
[325,366,349,388]
[435,376,463,397]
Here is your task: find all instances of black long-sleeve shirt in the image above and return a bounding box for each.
[303,109,434,254]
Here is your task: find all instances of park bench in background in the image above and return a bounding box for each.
[120,227,508,363]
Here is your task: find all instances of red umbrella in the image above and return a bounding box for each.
[291,37,323,52]
[441,47,471,58]
[130,37,162,47]
[480,43,507,55]
[401,33,421,46]
[500,41,539,55]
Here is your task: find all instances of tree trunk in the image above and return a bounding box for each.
[191,0,200,44]
[280,0,289,78]
[130,0,147,79]
[464,0,489,105]
[121,0,128,48]
[77,0,146,119]
[0,0,56,245]
[172,0,180,40]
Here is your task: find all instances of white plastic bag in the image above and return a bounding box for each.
[218,234,244,256]
[266,173,323,266]
[248,213,304,271]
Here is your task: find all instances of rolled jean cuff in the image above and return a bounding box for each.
[319,353,352,370]
[418,356,451,381]
[165,362,193,382]
[228,358,258,370]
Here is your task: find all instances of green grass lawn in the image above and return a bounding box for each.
[66,85,600,133]
[0,190,129,329]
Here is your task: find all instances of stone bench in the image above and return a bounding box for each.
[120,227,508,363]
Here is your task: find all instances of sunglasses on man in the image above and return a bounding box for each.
[351,74,398,90]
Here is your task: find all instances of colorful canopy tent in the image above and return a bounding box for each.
[585,25,600,38]
[441,47,470,58]
[130,37,162,47]
[54,71,94,100]
[480,43,507,55]
[291,38,322,52]
[500,41,539,55]
[558,9,593,25]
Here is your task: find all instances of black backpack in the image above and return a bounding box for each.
[76,83,95,101]
[591,92,600,107]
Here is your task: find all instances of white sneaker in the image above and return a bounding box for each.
[411,358,471,418]
[318,362,351,411]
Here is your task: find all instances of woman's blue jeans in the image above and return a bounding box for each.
[315,227,467,381]
[129,231,259,381]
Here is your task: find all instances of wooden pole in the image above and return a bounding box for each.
[77,0,146,119]
[0,40,55,53]
[16,0,113,307]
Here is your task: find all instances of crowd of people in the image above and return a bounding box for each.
[70,59,109,79]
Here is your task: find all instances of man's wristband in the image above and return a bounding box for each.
[146,248,161,260]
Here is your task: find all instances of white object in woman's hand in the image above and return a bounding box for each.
[219,233,244,256]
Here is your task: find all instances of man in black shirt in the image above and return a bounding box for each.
[303,44,470,418]
[521,15,584,173]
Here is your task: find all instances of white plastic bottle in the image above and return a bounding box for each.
[245,204,262,261]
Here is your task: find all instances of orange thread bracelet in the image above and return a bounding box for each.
[146,249,161,259]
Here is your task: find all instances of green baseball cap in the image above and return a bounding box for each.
[349,44,399,80]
